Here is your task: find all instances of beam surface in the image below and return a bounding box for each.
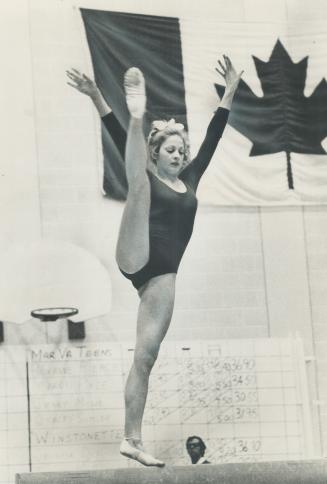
[16,460,327,484]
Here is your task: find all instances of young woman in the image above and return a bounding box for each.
[67,57,242,467]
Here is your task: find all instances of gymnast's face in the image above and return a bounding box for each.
[156,135,185,177]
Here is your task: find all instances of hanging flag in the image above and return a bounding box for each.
[81,9,327,205]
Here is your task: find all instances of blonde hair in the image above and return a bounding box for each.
[147,122,190,166]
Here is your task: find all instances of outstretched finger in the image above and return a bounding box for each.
[82,73,93,82]
[67,81,80,90]
[218,60,227,73]
[71,68,82,76]
[66,70,82,82]
[215,67,225,78]
[224,55,232,69]
[66,71,77,80]
[71,70,84,81]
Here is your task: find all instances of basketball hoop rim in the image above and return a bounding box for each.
[30,307,79,321]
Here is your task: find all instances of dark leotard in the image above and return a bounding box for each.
[102,108,229,290]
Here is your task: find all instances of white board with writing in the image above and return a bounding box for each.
[0,338,313,482]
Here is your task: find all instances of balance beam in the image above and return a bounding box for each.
[15,459,327,484]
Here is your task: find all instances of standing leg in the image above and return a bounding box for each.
[116,68,150,274]
[120,273,176,466]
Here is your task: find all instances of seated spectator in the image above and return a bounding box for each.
[186,436,211,464]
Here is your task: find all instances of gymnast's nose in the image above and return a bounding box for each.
[172,151,181,161]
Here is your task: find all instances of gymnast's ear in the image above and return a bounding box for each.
[149,146,159,163]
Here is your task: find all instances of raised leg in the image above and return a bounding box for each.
[116,68,150,274]
[120,273,176,466]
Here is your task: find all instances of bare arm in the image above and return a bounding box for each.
[216,55,243,110]
[66,68,111,117]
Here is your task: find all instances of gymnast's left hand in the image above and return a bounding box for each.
[216,55,243,93]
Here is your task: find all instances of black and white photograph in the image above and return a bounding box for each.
[1,0,327,483]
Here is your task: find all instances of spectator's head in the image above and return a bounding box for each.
[186,435,206,464]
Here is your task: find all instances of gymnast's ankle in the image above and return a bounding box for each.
[124,436,143,449]
[120,437,165,467]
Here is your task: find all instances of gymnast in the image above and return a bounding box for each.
[67,56,242,467]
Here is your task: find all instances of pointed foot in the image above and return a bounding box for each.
[124,67,146,118]
[120,439,165,467]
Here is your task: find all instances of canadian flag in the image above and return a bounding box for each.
[81,8,327,205]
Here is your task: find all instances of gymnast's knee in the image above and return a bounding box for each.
[134,346,159,373]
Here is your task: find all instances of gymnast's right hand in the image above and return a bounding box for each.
[66,68,98,97]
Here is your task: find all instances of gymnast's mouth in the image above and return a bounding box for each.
[170,162,180,167]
